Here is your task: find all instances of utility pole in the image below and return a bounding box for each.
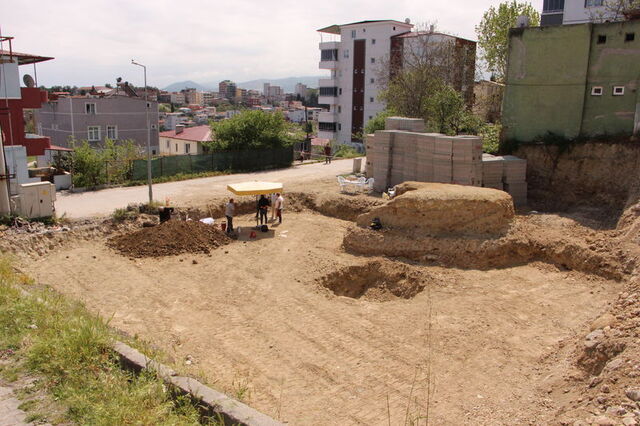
[131,59,153,203]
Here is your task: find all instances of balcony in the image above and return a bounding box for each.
[318,121,337,137]
[319,45,339,70]
[319,41,340,50]
[318,111,338,123]
[318,86,338,105]
[318,78,337,88]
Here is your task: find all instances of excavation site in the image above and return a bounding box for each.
[4,167,639,426]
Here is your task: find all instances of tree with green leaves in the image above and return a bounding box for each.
[364,110,393,134]
[475,1,540,82]
[208,110,295,151]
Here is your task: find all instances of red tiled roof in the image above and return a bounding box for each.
[159,125,212,142]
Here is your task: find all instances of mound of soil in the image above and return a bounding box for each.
[108,220,230,258]
[318,260,430,302]
[356,182,514,237]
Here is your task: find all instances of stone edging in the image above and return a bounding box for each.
[113,341,283,426]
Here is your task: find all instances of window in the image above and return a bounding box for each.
[106,125,117,139]
[339,88,342,95]
[146,102,151,108]
[85,103,96,114]
[370,97,374,102]
[370,57,375,64]
[393,26,396,30]
[338,123,342,131]
[185,143,191,154]
[597,35,607,44]
[166,140,170,148]
[626,33,635,42]
[585,0,603,6]
[338,106,342,113]
[372,39,376,45]
[543,0,565,12]
[321,49,338,61]
[351,30,356,38]
[87,126,100,141]
[175,144,178,152]
[613,86,625,96]
[369,116,373,120]
[343,49,349,58]
[362,28,366,33]
[370,78,375,84]
[591,86,603,96]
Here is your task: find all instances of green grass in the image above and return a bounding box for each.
[0,256,214,425]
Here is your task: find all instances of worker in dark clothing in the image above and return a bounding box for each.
[324,143,332,164]
[258,194,270,225]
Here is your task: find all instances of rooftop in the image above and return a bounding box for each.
[160,125,212,142]
[0,49,54,65]
[318,19,413,34]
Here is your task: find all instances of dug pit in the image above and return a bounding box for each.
[318,260,429,301]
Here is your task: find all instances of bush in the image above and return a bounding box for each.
[334,145,362,158]
[479,123,502,154]
[70,139,141,188]
[364,110,392,134]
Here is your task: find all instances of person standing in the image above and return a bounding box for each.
[270,193,278,221]
[275,193,284,224]
[324,143,332,164]
[258,194,269,225]
[225,198,235,234]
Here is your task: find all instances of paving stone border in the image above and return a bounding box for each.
[113,341,283,426]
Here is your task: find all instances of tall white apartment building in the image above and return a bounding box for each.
[540,0,624,25]
[317,19,476,146]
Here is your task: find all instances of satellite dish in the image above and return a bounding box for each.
[117,77,122,83]
[405,18,411,24]
[23,74,35,88]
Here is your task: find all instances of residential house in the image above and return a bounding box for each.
[501,19,640,141]
[36,94,160,153]
[159,124,212,155]
[317,19,476,145]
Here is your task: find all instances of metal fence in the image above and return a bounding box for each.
[130,147,293,181]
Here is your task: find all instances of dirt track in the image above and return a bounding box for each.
[24,208,624,425]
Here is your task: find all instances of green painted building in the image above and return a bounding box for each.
[502,20,640,142]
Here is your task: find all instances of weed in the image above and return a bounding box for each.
[24,412,46,423]
[18,399,37,411]
[231,376,251,402]
[0,255,214,425]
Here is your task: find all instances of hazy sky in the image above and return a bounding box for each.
[1,0,543,88]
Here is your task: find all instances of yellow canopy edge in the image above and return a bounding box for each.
[227,181,284,196]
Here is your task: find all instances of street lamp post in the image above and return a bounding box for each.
[131,59,153,203]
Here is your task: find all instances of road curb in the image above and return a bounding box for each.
[113,341,283,426]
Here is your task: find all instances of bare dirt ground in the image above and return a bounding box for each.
[16,200,629,425]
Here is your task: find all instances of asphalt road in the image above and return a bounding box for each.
[56,159,353,218]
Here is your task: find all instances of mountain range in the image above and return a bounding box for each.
[163,76,325,93]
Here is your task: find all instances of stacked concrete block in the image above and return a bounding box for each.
[385,117,426,132]
[481,154,504,190]
[433,136,453,183]
[372,130,394,192]
[416,133,437,182]
[502,155,527,206]
[365,133,375,178]
[451,136,483,186]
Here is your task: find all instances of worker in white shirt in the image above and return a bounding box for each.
[225,198,235,234]
[274,193,284,224]
[270,193,278,221]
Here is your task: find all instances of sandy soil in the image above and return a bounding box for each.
[25,211,623,425]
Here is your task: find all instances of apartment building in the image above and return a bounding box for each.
[540,0,617,25]
[35,95,160,153]
[219,80,237,100]
[317,19,476,145]
[183,88,204,106]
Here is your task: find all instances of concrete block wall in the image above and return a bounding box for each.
[368,122,528,205]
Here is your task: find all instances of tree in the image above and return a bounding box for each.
[377,23,473,119]
[364,110,392,134]
[593,0,640,21]
[208,110,295,151]
[475,1,540,82]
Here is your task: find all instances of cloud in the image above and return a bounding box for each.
[0,0,543,87]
